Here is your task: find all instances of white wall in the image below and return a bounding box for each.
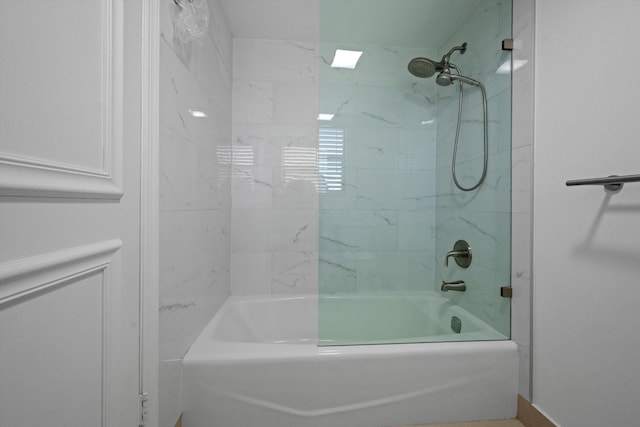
[158,0,233,425]
[533,1,640,426]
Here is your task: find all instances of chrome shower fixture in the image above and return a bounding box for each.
[407,42,467,78]
[407,42,488,192]
[436,70,485,90]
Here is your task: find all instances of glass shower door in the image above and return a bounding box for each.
[318,0,512,345]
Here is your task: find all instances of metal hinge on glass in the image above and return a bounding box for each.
[139,392,149,427]
[500,286,513,298]
[502,39,514,51]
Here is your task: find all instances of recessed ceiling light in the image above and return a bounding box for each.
[318,113,335,121]
[331,49,363,69]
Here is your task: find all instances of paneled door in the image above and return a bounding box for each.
[0,1,149,425]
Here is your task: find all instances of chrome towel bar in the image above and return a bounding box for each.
[565,174,640,192]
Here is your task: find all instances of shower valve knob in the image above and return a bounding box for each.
[445,240,472,268]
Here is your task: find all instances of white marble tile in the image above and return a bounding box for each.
[402,170,438,208]
[273,82,319,125]
[320,210,398,252]
[318,44,358,85]
[351,45,401,87]
[160,128,231,211]
[491,89,514,156]
[159,361,183,427]
[273,173,319,210]
[160,127,199,211]
[346,127,399,169]
[232,165,273,209]
[159,289,197,361]
[207,0,233,68]
[272,251,318,294]
[231,209,271,253]
[511,0,534,400]
[512,145,533,214]
[160,210,230,297]
[319,83,360,127]
[398,85,441,129]
[356,85,403,127]
[160,211,199,293]
[197,148,232,210]
[232,123,282,168]
[159,1,232,426]
[268,210,318,252]
[511,273,531,348]
[398,211,437,251]
[160,43,229,154]
[231,252,272,295]
[318,175,358,210]
[511,7,534,155]
[318,252,358,294]
[397,128,437,171]
[232,80,274,124]
[233,38,318,83]
[357,169,430,211]
[356,251,434,293]
[518,345,531,399]
[160,0,233,89]
[159,358,181,393]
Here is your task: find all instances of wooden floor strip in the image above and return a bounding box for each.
[402,419,524,427]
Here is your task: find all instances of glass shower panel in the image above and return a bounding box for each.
[318,0,512,346]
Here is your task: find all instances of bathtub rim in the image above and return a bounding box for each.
[184,293,513,364]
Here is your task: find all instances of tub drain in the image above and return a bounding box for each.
[451,316,462,334]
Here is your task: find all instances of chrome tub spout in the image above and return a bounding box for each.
[441,280,466,292]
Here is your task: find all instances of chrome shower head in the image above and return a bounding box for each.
[407,57,440,78]
[408,42,468,80]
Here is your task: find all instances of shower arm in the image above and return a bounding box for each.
[441,43,467,65]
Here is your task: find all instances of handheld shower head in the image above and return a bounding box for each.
[436,70,454,86]
[436,70,483,87]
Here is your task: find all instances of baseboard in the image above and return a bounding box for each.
[517,395,557,427]
[174,413,183,427]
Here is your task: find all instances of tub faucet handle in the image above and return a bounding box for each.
[444,240,472,268]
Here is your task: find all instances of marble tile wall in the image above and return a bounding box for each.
[230,37,440,297]
[511,0,534,401]
[231,38,320,295]
[318,44,439,296]
[435,0,513,336]
[158,0,233,426]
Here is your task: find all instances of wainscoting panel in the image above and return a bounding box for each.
[0,241,122,427]
[0,0,123,199]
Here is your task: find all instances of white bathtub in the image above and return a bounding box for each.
[183,293,518,427]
